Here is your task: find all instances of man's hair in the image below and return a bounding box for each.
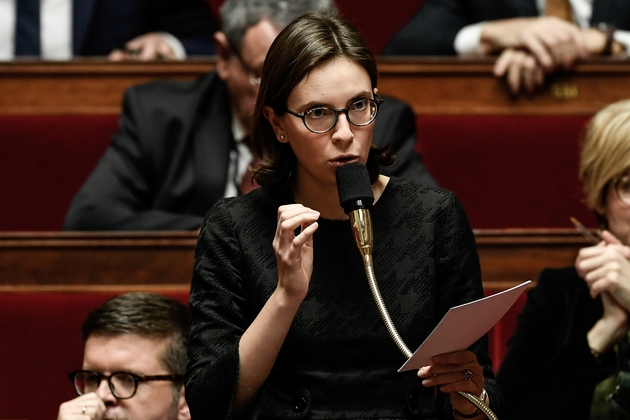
[251,11,392,187]
[82,292,191,378]
[580,99,630,218]
[219,0,337,53]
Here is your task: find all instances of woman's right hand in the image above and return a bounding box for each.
[272,204,320,303]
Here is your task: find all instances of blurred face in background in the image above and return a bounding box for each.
[215,19,280,131]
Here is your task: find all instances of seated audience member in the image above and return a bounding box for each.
[383,0,630,93]
[57,292,191,420]
[496,99,630,419]
[63,0,437,231]
[0,0,217,61]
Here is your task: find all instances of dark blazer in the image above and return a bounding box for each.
[383,0,630,55]
[496,267,618,419]
[73,0,217,56]
[63,71,437,231]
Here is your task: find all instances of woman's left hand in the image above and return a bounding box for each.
[417,350,486,417]
[578,230,630,312]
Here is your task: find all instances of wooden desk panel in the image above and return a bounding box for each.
[0,230,590,290]
[2,58,630,115]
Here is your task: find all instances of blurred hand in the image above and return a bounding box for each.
[57,393,106,420]
[494,48,545,94]
[577,230,630,353]
[417,350,486,416]
[481,17,586,71]
[108,33,178,61]
[576,230,630,311]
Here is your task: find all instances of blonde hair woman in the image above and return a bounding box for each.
[497,99,630,419]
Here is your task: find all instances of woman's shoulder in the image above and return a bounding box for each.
[386,176,454,199]
[203,187,287,229]
[383,176,463,211]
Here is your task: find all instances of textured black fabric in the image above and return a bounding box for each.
[186,177,500,419]
[496,267,618,420]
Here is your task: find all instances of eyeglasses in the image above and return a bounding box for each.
[68,370,183,399]
[614,174,630,206]
[286,96,382,134]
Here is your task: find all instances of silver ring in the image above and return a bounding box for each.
[463,369,473,381]
[82,406,87,414]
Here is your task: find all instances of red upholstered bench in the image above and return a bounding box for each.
[0,115,117,231]
[0,113,598,230]
[0,289,522,419]
[417,115,598,229]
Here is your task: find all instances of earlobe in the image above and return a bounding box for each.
[263,106,288,143]
[178,387,191,420]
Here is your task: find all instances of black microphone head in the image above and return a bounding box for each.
[336,162,374,215]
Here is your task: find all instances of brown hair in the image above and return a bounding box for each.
[251,10,392,188]
[580,99,630,216]
[82,292,191,380]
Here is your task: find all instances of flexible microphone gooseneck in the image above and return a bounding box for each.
[336,163,498,420]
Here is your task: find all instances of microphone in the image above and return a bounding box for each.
[336,162,374,263]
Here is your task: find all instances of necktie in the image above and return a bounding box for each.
[15,0,41,56]
[545,0,572,22]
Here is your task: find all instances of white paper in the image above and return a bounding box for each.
[398,280,530,372]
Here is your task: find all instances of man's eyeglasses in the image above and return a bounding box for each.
[614,174,630,207]
[229,42,261,86]
[68,370,183,399]
[286,96,382,134]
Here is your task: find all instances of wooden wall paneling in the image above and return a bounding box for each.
[0,230,592,290]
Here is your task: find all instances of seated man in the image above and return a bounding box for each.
[63,0,436,231]
[57,292,191,420]
[383,0,630,93]
[0,0,217,61]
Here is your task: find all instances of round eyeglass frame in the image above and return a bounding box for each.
[285,96,383,134]
[68,370,183,399]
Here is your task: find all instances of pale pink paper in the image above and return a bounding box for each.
[398,280,530,372]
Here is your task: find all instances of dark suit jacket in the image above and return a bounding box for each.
[495,267,619,419]
[383,0,630,55]
[73,0,217,56]
[63,71,437,231]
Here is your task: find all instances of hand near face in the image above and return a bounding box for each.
[108,33,178,61]
[576,230,630,312]
[417,351,486,416]
[273,204,320,303]
[57,393,106,420]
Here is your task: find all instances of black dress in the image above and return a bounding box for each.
[186,177,501,419]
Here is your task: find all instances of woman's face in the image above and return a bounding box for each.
[604,178,630,245]
[268,58,375,192]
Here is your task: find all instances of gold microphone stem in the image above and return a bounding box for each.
[350,209,498,420]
